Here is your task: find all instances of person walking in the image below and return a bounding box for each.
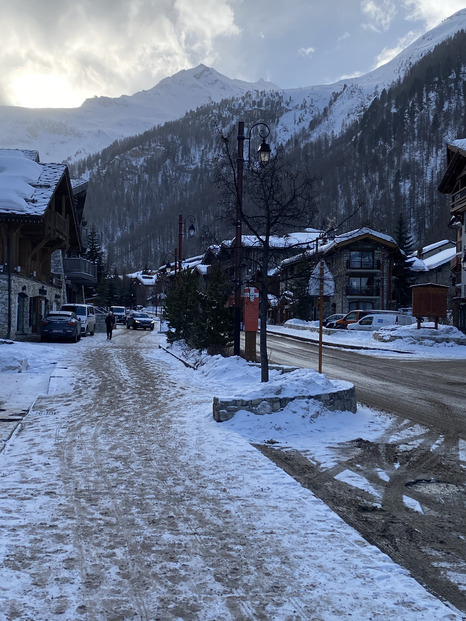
[105,311,115,340]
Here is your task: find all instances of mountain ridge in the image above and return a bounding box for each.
[0,10,465,165]
[76,19,466,271]
[0,65,279,164]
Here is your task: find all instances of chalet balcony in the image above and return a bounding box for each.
[450,254,462,273]
[451,188,466,215]
[45,211,69,243]
[63,257,97,285]
[346,259,381,270]
[345,285,380,297]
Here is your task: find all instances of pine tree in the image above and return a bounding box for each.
[393,212,416,307]
[163,266,234,353]
[98,272,120,308]
[194,265,233,354]
[163,269,199,345]
[290,255,313,320]
[395,211,414,254]
[85,225,107,283]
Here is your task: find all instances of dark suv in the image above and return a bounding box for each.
[126,311,155,331]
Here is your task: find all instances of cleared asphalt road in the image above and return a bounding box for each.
[265,332,465,438]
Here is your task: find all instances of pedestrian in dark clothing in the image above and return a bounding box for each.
[105,312,115,340]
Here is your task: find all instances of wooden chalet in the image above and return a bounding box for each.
[279,227,403,322]
[438,140,466,333]
[0,149,96,340]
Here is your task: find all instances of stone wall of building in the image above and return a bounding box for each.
[0,275,9,338]
[0,274,62,340]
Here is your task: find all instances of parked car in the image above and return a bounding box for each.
[126,311,155,330]
[60,304,96,336]
[110,306,127,325]
[347,313,416,331]
[334,309,397,329]
[40,311,81,342]
[323,313,345,328]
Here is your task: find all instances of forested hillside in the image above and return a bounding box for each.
[72,31,466,272]
[299,30,466,245]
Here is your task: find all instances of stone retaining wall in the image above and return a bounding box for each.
[213,384,356,422]
[373,331,466,345]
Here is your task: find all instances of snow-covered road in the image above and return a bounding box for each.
[0,329,462,620]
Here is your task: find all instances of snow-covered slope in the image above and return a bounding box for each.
[277,9,466,141]
[0,65,278,164]
[0,10,465,165]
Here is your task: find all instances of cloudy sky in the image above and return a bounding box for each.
[1,0,465,108]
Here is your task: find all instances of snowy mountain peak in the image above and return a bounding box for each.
[0,63,279,164]
[0,11,465,164]
[152,64,277,91]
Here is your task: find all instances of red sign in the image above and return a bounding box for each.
[243,287,259,332]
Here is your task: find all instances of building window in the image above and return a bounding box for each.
[349,301,374,311]
[347,276,378,296]
[349,250,374,269]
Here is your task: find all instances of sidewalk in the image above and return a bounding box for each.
[0,340,67,450]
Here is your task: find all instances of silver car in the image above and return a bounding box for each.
[60,304,96,336]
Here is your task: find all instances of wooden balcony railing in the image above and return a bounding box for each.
[451,188,466,214]
[345,285,381,297]
[63,257,97,284]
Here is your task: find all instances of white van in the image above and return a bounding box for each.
[110,306,127,326]
[348,313,415,331]
[60,304,96,336]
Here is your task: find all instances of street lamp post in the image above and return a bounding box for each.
[162,251,177,275]
[233,121,271,356]
[178,214,196,274]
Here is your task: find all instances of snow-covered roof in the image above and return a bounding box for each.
[327,227,396,247]
[0,149,67,216]
[223,229,323,249]
[127,271,159,286]
[417,239,455,255]
[423,247,456,270]
[130,254,207,284]
[407,257,426,272]
[450,138,466,154]
[408,240,456,272]
[281,227,397,266]
[409,247,456,272]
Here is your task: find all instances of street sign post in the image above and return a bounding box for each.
[309,261,335,373]
[243,286,259,361]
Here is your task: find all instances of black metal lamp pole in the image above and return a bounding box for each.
[233,122,245,356]
[233,121,270,357]
[177,214,196,274]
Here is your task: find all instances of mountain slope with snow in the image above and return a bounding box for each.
[0,10,465,166]
[0,65,278,163]
[277,9,466,141]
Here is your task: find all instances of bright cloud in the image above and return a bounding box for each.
[372,30,420,67]
[0,0,240,108]
[402,0,466,28]
[298,46,316,58]
[362,0,398,32]
[0,1,465,108]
